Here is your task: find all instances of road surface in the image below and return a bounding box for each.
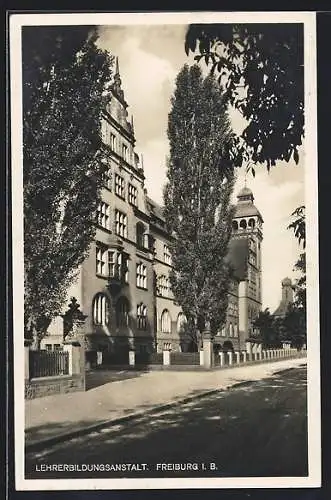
[25,364,308,479]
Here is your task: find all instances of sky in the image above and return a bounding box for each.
[97,24,305,313]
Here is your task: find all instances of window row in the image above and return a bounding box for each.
[92,294,148,330]
[157,275,170,297]
[160,311,187,334]
[220,323,239,338]
[101,120,131,163]
[96,205,128,237]
[96,246,129,282]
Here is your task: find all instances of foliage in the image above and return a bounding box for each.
[23,26,113,346]
[163,64,235,348]
[253,308,281,348]
[185,24,304,170]
[282,303,306,348]
[293,252,306,309]
[288,205,306,249]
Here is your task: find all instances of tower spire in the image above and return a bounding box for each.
[115,56,119,75]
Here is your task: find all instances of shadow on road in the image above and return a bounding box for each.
[26,366,308,479]
[85,369,146,391]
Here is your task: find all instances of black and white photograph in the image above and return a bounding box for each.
[10,11,320,490]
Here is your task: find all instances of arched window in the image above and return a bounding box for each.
[229,323,234,337]
[93,293,110,326]
[161,309,171,333]
[116,296,130,327]
[232,220,238,231]
[240,219,247,229]
[248,218,255,228]
[137,303,147,330]
[234,324,238,337]
[136,222,145,249]
[221,325,226,337]
[177,312,187,333]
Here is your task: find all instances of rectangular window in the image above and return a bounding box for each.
[128,184,137,206]
[122,143,129,162]
[107,250,115,277]
[136,263,147,289]
[164,244,171,265]
[110,133,116,152]
[158,275,170,297]
[115,210,128,238]
[115,174,125,199]
[96,202,110,230]
[96,245,108,276]
[54,344,62,351]
[45,344,52,351]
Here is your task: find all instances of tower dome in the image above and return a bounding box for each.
[237,186,254,199]
[282,277,292,286]
[233,186,263,222]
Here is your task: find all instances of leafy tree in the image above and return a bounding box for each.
[283,206,306,347]
[282,303,306,349]
[288,205,306,309]
[185,24,304,170]
[288,205,305,249]
[163,64,235,349]
[23,26,113,347]
[253,308,281,348]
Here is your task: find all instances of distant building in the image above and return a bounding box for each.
[273,277,294,318]
[42,59,264,355]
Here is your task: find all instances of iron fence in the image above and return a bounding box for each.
[170,352,200,365]
[29,350,69,378]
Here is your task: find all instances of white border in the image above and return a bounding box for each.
[10,11,320,491]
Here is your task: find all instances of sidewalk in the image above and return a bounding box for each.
[25,357,306,449]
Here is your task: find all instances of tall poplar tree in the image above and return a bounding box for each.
[23,26,113,347]
[164,64,235,348]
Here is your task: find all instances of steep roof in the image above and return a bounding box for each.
[234,202,263,219]
[147,197,165,222]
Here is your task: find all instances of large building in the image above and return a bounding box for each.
[42,60,263,355]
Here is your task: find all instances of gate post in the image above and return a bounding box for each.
[203,326,213,369]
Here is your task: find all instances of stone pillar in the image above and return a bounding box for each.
[97,351,103,366]
[219,352,225,367]
[63,343,73,375]
[235,351,240,364]
[243,351,247,363]
[262,350,265,360]
[24,339,31,380]
[246,341,252,361]
[228,351,233,366]
[63,342,82,375]
[200,350,204,366]
[203,330,213,370]
[129,350,135,367]
[163,349,170,366]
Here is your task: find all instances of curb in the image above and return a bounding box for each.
[25,359,306,453]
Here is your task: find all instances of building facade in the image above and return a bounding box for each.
[42,61,263,355]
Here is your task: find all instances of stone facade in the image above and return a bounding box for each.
[41,59,263,355]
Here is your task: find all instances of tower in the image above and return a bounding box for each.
[231,187,264,337]
[273,277,294,318]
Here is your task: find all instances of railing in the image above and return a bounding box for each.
[29,350,69,378]
[170,352,200,365]
[148,352,163,365]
